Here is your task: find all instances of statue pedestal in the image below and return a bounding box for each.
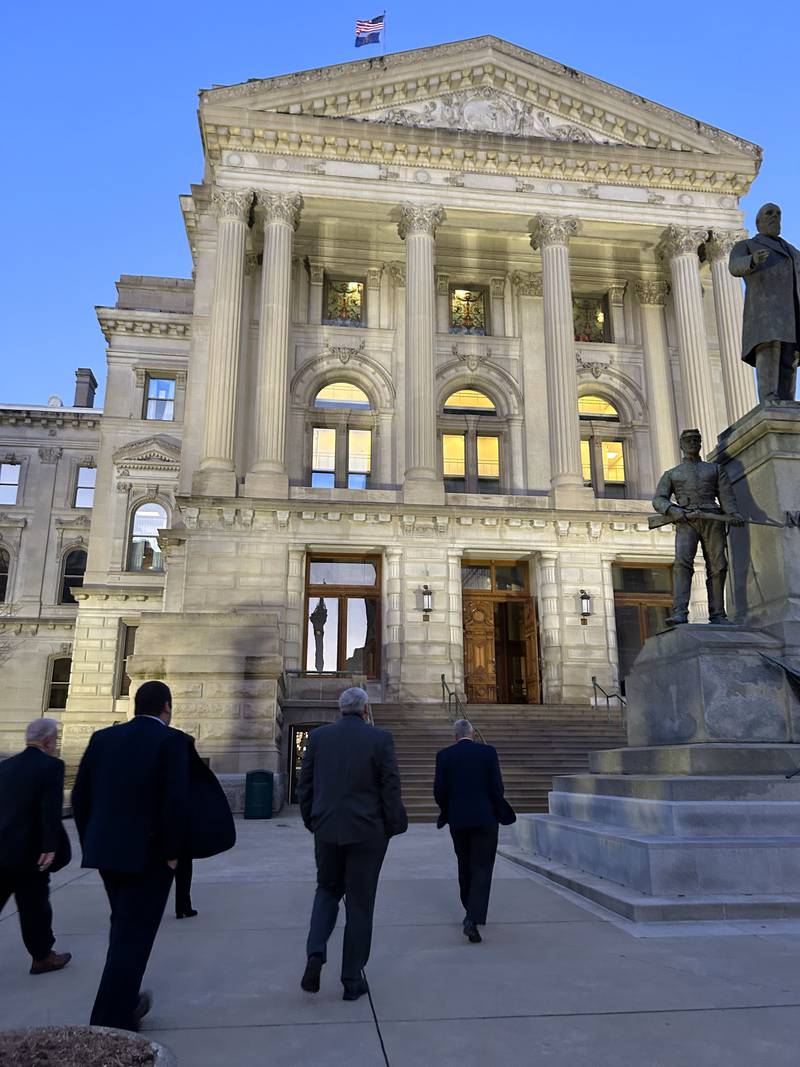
[501,404,800,921]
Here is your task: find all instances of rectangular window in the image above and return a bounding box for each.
[601,441,626,483]
[74,466,96,508]
[304,555,381,677]
[450,286,487,335]
[0,463,21,505]
[117,624,138,697]
[573,296,610,343]
[48,658,72,710]
[308,558,378,587]
[476,436,500,493]
[311,427,336,488]
[323,279,365,327]
[443,434,466,492]
[145,377,175,421]
[347,429,371,490]
[580,440,593,485]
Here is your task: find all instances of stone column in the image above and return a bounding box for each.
[490,276,507,336]
[508,416,526,494]
[366,266,382,329]
[399,203,445,504]
[537,552,563,703]
[195,187,252,497]
[245,191,303,499]
[435,271,449,333]
[383,547,403,700]
[376,411,394,489]
[307,259,323,324]
[284,547,306,670]
[529,215,591,507]
[608,280,627,344]
[512,271,549,491]
[658,225,718,450]
[706,229,757,425]
[635,280,679,482]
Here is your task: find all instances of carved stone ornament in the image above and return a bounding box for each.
[397,203,445,240]
[366,266,383,289]
[576,348,614,380]
[705,229,748,262]
[490,277,506,298]
[244,253,260,276]
[635,280,670,306]
[257,191,304,229]
[378,167,400,181]
[211,187,254,221]
[38,447,62,464]
[307,259,325,285]
[326,338,366,365]
[657,225,707,261]
[510,271,543,297]
[607,280,628,306]
[387,261,406,287]
[453,344,492,373]
[435,272,449,296]
[529,215,579,249]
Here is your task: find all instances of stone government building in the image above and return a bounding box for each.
[0,36,760,798]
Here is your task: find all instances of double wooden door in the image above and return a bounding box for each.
[462,595,541,704]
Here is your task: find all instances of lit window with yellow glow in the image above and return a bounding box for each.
[312,428,336,487]
[477,436,500,480]
[443,389,496,414]
[580,440,593,484]
[443,434,466,477]
[578,395,619,419]
[347,429,372,490]
[323,279,364,326]
[314,383,371,410]
[602,441,626,483]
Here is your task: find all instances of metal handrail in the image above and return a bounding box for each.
[591,676,627,724]
[441,675,485,743]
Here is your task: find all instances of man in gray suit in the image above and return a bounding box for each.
[298,687,407,1001]
[729,203,800,402]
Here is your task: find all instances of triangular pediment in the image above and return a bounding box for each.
[201,36,759,161]
[113,435,182,471]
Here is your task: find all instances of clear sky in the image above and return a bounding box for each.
[2,0,797,407]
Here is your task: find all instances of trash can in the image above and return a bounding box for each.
[244,770,273,819]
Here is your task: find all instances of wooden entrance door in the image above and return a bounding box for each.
[462,596,497,703]
[523,598,542,704]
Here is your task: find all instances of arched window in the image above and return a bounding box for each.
[441,388,502,494]
[60,549,87,605]
[579,394,627,499]
[310,383,373,489]
[128,503,167,572]
[0,547,9,602]
[47,657,72,710]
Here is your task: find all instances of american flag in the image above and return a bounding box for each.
[355,13,384,47]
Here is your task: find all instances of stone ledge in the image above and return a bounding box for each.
[591,744,800,776]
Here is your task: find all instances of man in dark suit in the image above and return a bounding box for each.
[71,680,190,1031]
[0,718,71,974]
[434,719,515,943]
[298,686,407,1001]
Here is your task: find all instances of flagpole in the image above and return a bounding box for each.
[382,10,387,54]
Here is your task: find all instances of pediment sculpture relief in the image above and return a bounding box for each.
[355,88,624,146]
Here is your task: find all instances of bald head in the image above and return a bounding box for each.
[756,203,781,239]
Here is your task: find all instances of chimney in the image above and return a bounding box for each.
[74,368,98,408]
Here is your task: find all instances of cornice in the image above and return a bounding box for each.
[0,407,101,429]
[202,109,757,196]
[97,308,193,343]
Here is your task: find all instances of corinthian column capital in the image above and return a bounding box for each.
[705,229,748,262]
[634,279,670,306]
[257,191,304,229]
[657,224,707,261]
[211,187,254,221]
[397,203,445,240]
[528,214,579,250]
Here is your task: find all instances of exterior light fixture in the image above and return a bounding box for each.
[422,584,433,621]
[579,589,592,625]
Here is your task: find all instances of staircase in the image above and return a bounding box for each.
[372,703,627,823]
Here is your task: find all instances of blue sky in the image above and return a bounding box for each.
[2,1,797,407]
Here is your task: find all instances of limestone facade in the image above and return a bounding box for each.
[1,38,761,783]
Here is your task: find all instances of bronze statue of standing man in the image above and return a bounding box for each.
[729,203,800,402]
[652,429,743,626]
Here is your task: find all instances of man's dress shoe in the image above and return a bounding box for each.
[176,908,199,919]
[134,991,153,1025]
[29,951,71,975]
[463,919,482,943]
[342,977,369,1001]
[301,954,323,993]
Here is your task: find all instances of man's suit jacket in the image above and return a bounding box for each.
[184,736,236,860]
[71,716,190,874]
[0,747,71,872]
[729,233,800,363]
[434,740,516,831]
[297,715,408,845]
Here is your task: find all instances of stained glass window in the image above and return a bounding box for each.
[444,389,496,413]
[323,279,365,327]
[450,287,487,335]
[573,296,610,343]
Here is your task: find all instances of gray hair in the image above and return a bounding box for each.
[453,718,474,740]
[339,687,369,716]
[26,718,59,745]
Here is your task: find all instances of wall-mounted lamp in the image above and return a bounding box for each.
[422,584,433,621]
[579,589,592,626]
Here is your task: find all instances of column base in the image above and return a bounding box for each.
[192,468,238,497]
[549,484,595,509]
[244,469,289,499]
[403,476,445,505]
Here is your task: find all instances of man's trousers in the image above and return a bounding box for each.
[0,867,56,961]
[306,836,388,983]
[449,824,499,925]
[90,865,174,1031]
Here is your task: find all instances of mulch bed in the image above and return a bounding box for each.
[0,1026,157,1066]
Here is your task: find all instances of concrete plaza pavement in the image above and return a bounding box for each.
[3,815,800,1065]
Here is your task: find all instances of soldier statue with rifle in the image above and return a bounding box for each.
[651,428,744,626]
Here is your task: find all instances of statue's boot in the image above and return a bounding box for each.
[756,342,780,403]
[707,573,728,624]
[666,567,692,627]
[665,612,689,627]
